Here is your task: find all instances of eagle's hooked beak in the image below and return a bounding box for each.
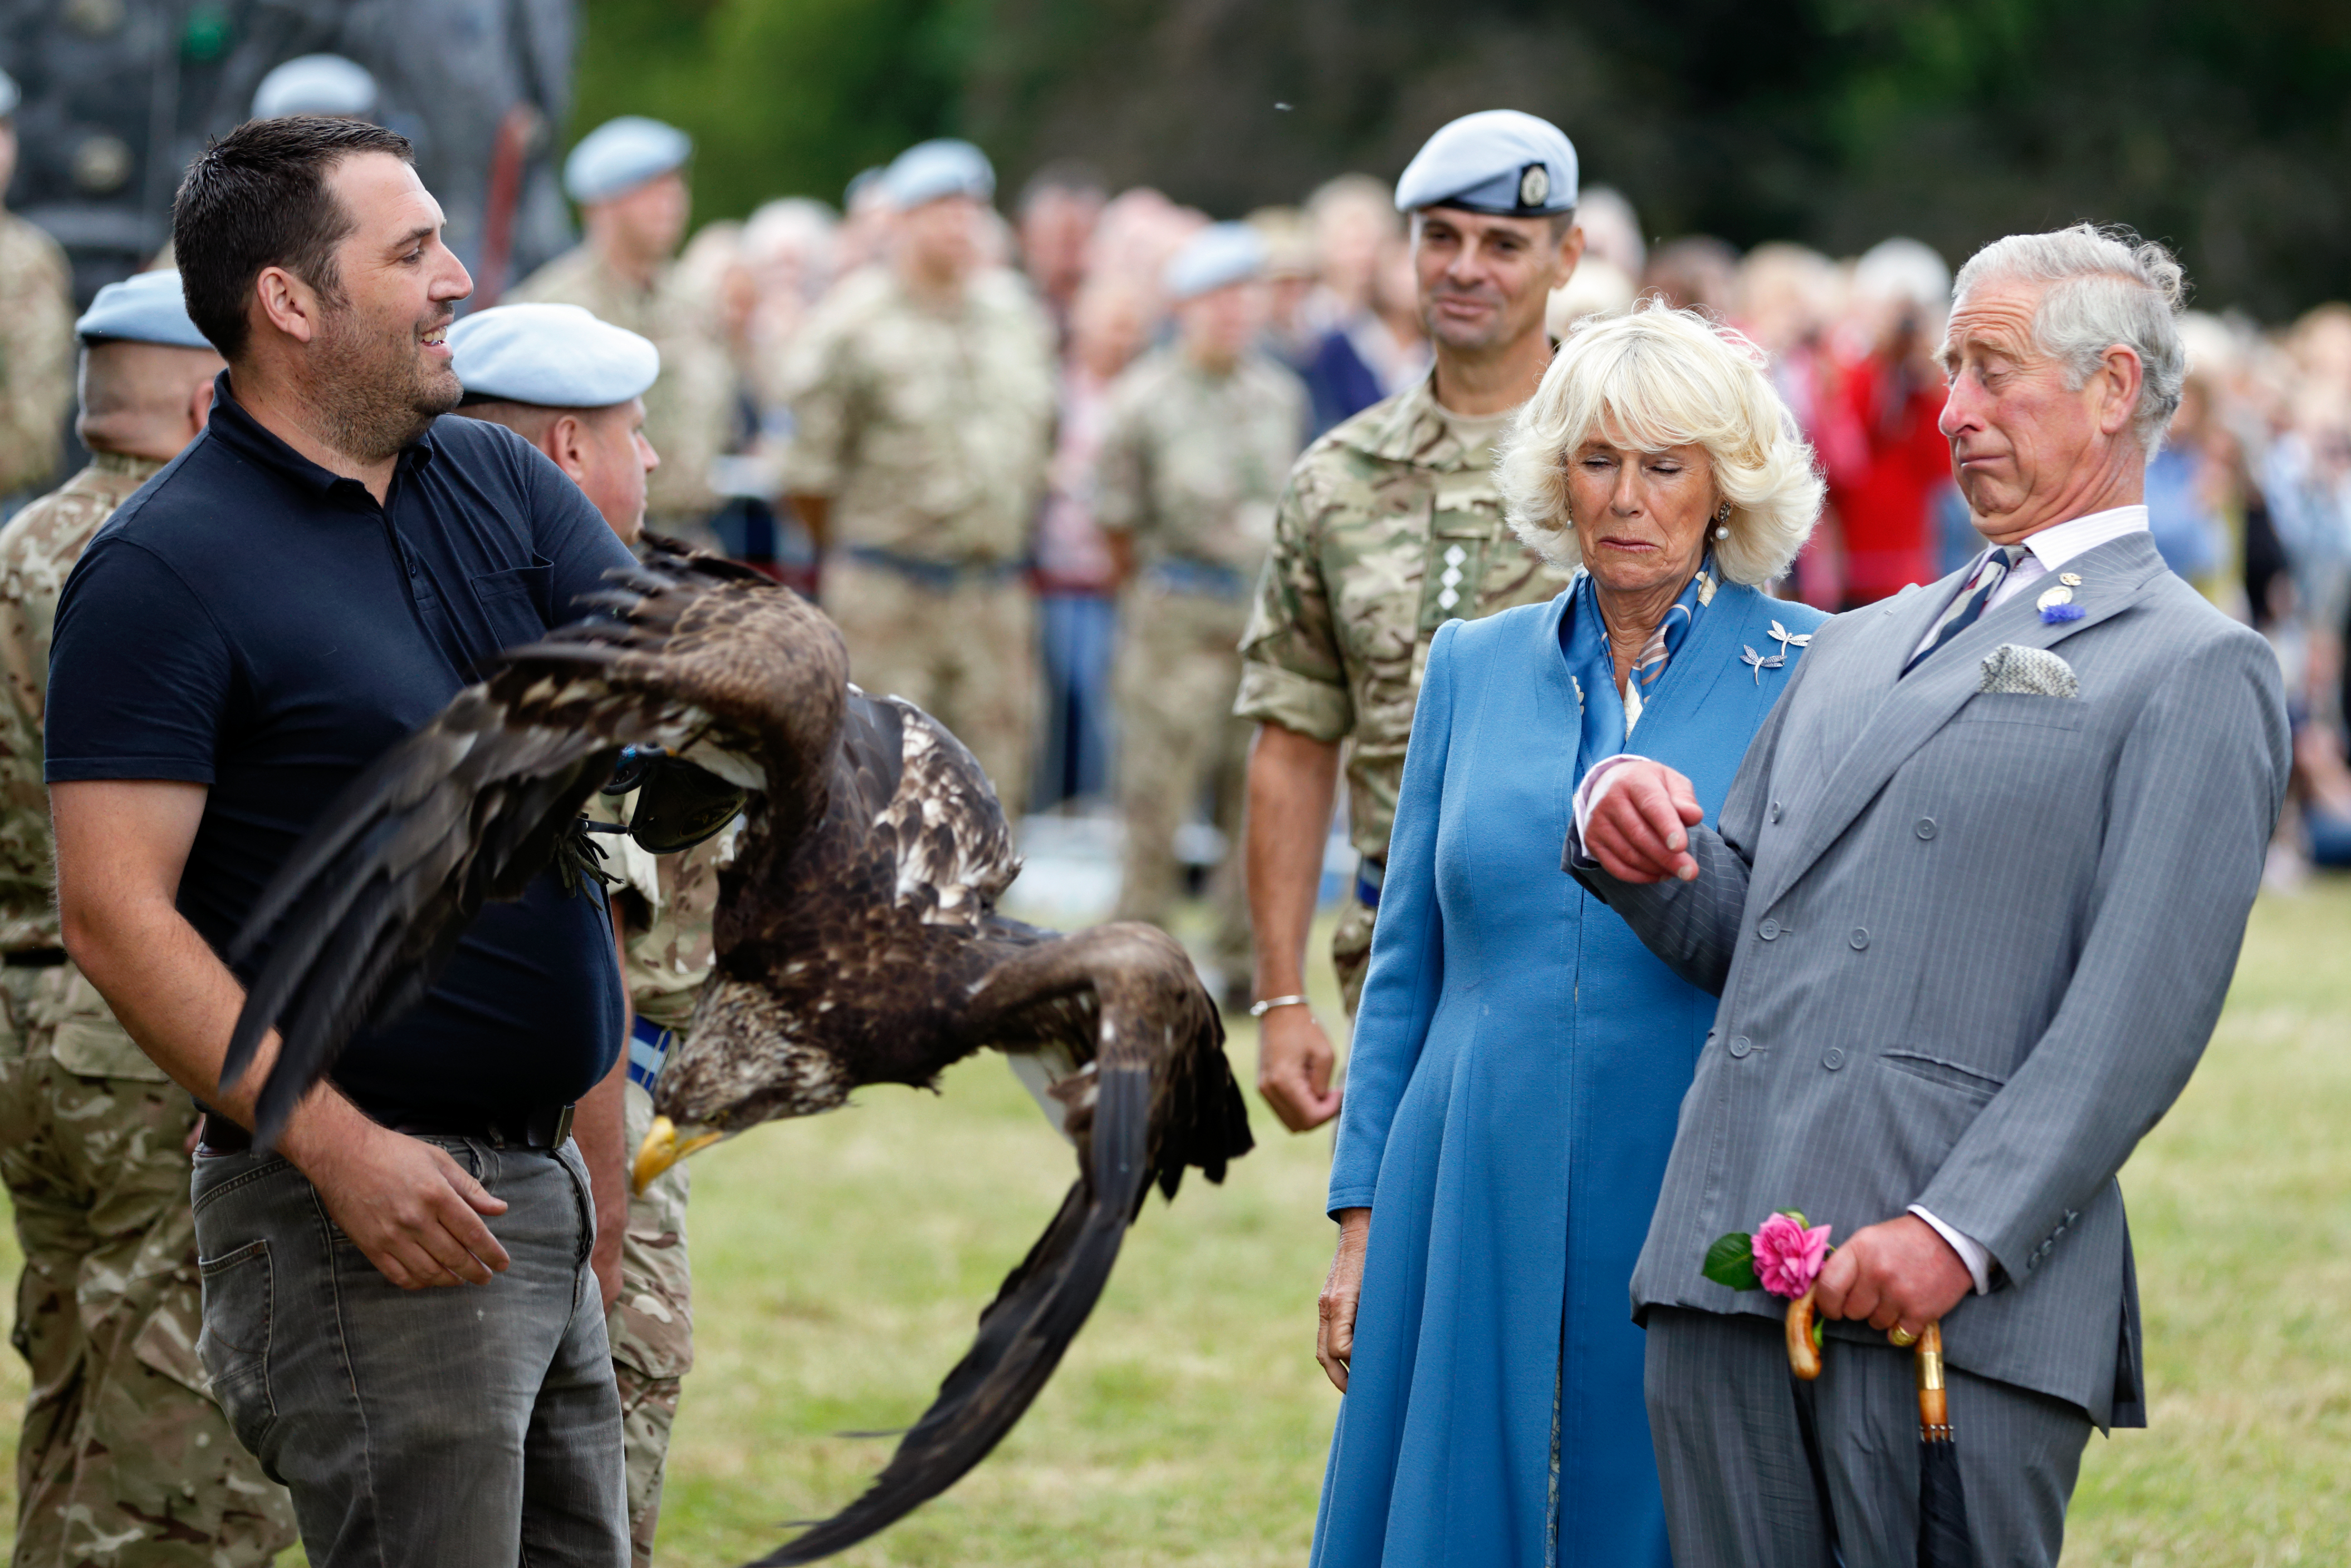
[632,1114,723,1193]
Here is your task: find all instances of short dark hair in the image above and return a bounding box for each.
[1018,159,1105,217]
[173,116,414,361]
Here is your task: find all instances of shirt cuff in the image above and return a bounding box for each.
[1908,1204,1993,1296]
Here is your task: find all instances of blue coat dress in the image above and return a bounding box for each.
[1311,581,1826,1568]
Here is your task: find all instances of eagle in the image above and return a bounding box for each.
[220,543,1255,1565]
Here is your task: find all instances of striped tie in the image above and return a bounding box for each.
[1902,546,2025,677]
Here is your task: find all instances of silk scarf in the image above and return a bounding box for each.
[1561,556,1717,782]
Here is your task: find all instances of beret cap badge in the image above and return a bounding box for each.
[1518,163,1550,208]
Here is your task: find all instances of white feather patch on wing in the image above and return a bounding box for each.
[878,705,1021,926]
[1005,1048,1080,1144]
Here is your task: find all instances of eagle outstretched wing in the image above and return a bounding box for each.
[223,546,846,1143]
[759,922,1252,1566]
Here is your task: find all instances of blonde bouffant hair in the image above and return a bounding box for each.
[1496,300,1824,586]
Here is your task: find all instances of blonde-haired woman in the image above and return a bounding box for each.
[1310,301,1826,1568]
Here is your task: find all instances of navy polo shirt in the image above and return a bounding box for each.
[47,373,636,1124]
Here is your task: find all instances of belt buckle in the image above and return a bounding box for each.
[551,1102,575,1148]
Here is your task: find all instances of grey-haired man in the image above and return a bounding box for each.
[1579,224,2288,1565]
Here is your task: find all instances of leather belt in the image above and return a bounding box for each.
[842,545,1024,591]
[2,948,67,968]
[197,1101,577,1157]
[1143,557,1252,601]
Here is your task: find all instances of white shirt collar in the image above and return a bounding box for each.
[2016,504,2149,572]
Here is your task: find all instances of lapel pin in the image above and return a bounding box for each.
[2037,584,2084,624]
[1767,619,1812,656]
[2059,572,2083,587]
[1740,645,1785,685]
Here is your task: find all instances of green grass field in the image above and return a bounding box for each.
[1,884,2345,1565]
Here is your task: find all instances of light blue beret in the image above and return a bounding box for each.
[1393,109,1579,217]
[1164,223,1267,302]
[251,55,379,121]
[564,116,692,205]
[0,68,18,121]
[880,139,994,210]
[450,303,659,409]
[76,270,213,350]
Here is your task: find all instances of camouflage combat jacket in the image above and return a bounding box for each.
[590,793,729,1032]
[0,454,165,949]
[1094,346,1307,579]
[1234,375,1569,864]
[777,267,1055,565]
[0,214,76,499]
[508,245,739,523]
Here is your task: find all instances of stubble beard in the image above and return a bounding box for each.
[308,300,463,463]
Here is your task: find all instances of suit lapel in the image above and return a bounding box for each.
[1752,533,2168,915]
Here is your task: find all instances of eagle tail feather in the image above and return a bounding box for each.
[753,1066,1152,1565]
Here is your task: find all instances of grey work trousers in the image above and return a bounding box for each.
[1644,1306,2092,1568]
[191,1135,629,1568]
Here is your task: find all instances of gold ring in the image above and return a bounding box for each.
[1888,1325,1919,1348]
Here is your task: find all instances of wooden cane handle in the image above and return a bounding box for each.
[1785,1286,1823,1380]
[1915,1321,1950,1435]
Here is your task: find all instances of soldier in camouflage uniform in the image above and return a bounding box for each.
[0,73,77,509]
[1097,224,1305,992]
[0,273,297,1566]
[780,140,1055,813]
[597,824,720,1568]
[449,300,700,1567]
[510,117,738,545]
[1237,111,1586,1133]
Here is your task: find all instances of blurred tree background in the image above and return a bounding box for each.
[576,0,2351,318]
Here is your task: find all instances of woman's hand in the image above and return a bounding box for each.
[1317,1208,1372,1393]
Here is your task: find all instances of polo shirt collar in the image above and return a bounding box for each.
[207,370,440,504]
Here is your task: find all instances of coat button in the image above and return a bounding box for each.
[1769,800,1783,822]
[1727,1035,1753,1059]
[1757,918,1781,941]
[1821,1047,1845,1070]
[1849,928,1869,951]
[1915,817,1937,840]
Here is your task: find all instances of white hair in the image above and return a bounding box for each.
[1950,223,2187,453]
[1497,300,1823,586]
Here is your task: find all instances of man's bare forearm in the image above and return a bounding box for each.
[1246,723,1341,997]
[578,897,633,1308]
[53,779,357,1160]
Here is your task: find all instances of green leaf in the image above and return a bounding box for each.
[1701,1232,1761,1292]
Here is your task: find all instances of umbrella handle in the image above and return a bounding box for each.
[1785,1285,1823,1380]
[1914,1321,1952,1439]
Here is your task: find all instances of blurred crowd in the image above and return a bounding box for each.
[4,106,2349,896]
[567,148,2351,888]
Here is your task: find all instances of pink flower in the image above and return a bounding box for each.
[1751,1212,1833,1300]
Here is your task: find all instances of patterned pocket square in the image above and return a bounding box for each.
[1978,643,2080,699]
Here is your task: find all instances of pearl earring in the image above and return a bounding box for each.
[1715,503,1731,540]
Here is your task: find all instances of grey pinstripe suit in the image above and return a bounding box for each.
[1580,531,2289,1563]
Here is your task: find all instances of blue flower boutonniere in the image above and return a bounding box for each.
[2037,582,2085,624]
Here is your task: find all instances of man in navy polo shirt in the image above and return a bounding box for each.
[46,117,633,1565]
